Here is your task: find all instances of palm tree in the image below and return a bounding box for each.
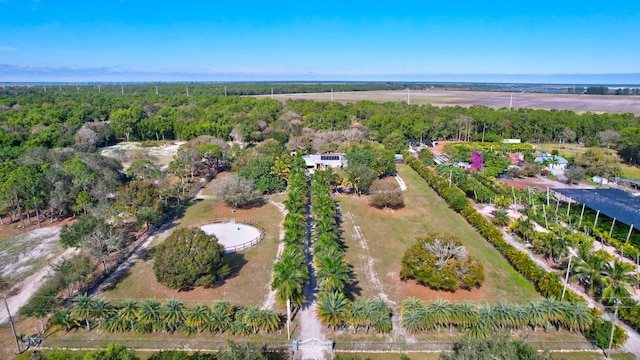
[90,298,113,328]
[542,298,564,330]
[428,299,452,332]
[601,260,638,303]
[316,253,350,293]
[492,303,515,330]
[71,293,94,331]
[511,304,529,330]
[570,251,608,295]
[137,299,162,333]
[526,301,549,332]
[161,299,187,333]
[450,301,479,330]
[237,306,262,334]
[258,309,280,333]
[104,313,129,332]
[370,299,392,333]
[316,291,349,330]
[271,247,309,308]
[209,301,233,333]
[492,209,511,227]
[118,300,139,330]
[51,309,80,331]
[186,304,211,333]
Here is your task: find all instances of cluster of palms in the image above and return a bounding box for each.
[311,171,351,294]
[511,219,571,263]
[566,240,638,302]
[311,170,392,333]
[271,166,310,309]
[51,295,281,335]
[401,297,592,338]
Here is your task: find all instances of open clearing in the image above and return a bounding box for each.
[259,89,640,114]
[98,181,282,307]
[100,141,184,170]
[338,164,538,305]
[333,164,591,346]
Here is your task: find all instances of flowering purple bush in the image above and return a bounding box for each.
[470,151,483,170]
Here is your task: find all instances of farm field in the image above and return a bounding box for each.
[258,89,640,114]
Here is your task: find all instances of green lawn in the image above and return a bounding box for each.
[338,164,538,305]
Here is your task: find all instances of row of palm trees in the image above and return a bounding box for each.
[310,170,393,334]
[51,295,281,335]
[401,297,592,339]
[271,166,310,309]
[311,171,351,295]
[316,291,392,333]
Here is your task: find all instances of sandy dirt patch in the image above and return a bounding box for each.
[200,222,261,251]
[0,226,80,325]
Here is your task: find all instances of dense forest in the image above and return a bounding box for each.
[2,83,640,225]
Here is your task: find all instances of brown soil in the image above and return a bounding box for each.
[398,279,489,303]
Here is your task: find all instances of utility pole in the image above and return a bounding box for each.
[407,88,410,105]
[331,88,334,101]
[224,85,227,96]
[607,300,620,358]
[155,85,158,95]
[561,254,573,301]
[2,296,21,354]
[286,298,291,340]
[121,84,124,95]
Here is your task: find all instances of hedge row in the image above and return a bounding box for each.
[406,155,582,303]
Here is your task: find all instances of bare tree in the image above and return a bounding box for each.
[213,174,261,209]
[422,236,469,269]
[596,130,620,149]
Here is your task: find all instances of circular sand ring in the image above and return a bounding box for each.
[198,218,264,253]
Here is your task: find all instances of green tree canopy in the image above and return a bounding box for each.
[154,227,230,289]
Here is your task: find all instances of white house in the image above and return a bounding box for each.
[303,153,347,172]
[534,154,568,170]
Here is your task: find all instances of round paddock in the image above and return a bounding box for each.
[199,219,263,253]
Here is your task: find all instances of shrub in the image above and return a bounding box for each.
[213,174,262,208]
[154,228,230,289]
[369,178,404,208]
[400,233,484,291]
[419,148,434,164]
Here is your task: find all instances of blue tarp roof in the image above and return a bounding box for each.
[552,188,640,229]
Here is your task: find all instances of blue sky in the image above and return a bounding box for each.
[1,1,639,83]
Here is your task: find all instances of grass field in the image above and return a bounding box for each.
[332,165,593,346]
[99,186,283,308]
[338,164,538,305]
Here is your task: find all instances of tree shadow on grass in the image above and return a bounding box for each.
[98,267,132,293]
[138,246,156,261]
[222,252,248,281]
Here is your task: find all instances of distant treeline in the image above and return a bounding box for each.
[2,89,640,162]
[0,82,405,97]
[2,82,638,97]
